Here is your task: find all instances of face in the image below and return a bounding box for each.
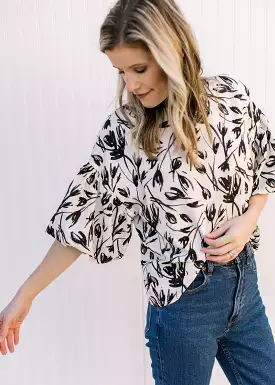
[105,44,168,108]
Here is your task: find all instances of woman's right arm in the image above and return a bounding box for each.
[0,240,81,355]
[17,240,82,302]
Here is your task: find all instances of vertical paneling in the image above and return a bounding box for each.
[0,1,274,385]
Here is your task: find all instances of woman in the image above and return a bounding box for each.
[1,0,275,383]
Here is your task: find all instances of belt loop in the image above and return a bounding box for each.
[248,240,254,255]
[237,242,251,265]
[234,255,240,264]
[206,260,214,276]
[245,241,253,265]
[234,244,249,265]
[244,243,249,264]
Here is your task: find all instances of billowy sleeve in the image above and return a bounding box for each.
[45,115,136,263]
[245,85,275,195]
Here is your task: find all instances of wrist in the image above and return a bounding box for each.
[15,285,36,303]
[246,204,260,219]
[247,193,268,220]
[243,209,258,232]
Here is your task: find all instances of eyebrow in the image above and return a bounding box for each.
[112,63,147,69]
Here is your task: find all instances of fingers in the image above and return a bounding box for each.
[204,234,230,247]
[0,328,20,355]
[0,328,18,355]
[201,243,233,256]
[205,249,241,263]
[7,329,15,353]
[14,327,20,345]
[0,321,19,354]
[0,336,7,355]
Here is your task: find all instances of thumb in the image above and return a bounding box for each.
[205,222,231,239]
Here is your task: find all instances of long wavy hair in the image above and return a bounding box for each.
[99,0,213,168]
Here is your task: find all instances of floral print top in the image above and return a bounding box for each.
[46,74,275,307]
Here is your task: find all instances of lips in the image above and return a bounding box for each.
[136,90,152,99]
[137,91,150,96]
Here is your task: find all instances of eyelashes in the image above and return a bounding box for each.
[118,68,147,75]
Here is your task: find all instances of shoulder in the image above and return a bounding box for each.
[204,73,250,101]
[95,105,131,141]
[99,105,135,137]
[94,105,134,162]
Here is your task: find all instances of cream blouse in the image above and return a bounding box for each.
[46,74,275,307]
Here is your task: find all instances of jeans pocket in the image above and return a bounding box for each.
[183,268,210,295]
[145,302,152,334]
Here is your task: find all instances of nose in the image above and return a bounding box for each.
[124,74,140,93]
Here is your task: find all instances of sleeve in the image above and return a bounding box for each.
[244,84,275,196]
[45,116,136,263]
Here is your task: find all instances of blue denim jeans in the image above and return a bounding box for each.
[144,242,275,384]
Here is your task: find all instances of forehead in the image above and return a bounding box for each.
[105,44,152,69]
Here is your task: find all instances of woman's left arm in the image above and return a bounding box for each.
[247,193,268,221]
[200,194,268,262]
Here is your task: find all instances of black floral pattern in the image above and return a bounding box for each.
[46,74,275,308]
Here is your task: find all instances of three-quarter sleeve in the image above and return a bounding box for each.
[45,116,136,263]
[245,86,275,196]
[251,105,275,195]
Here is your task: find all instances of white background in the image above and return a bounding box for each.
[1,1,275,384]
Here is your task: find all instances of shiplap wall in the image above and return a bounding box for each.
[1,1,274,384]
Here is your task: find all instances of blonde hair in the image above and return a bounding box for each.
[99,0,213,168]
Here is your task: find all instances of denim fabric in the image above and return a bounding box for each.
[144,242,275,384]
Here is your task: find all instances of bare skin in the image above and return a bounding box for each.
[105,44,168,108]
[0,240,81,355]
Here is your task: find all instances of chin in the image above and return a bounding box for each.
[141,101,156,108]
[143,98,167,109]
[147,100,168,109]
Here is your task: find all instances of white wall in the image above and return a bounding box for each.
[0,1,274,384]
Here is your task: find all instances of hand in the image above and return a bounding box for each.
[200,212,257,263]
[0,295,33,355]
